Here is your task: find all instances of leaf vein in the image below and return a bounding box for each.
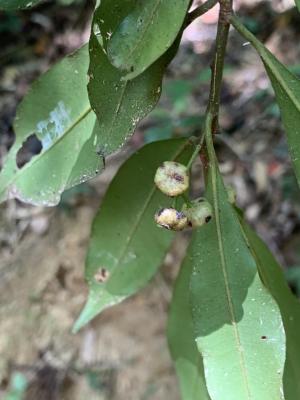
[205,115,251,398]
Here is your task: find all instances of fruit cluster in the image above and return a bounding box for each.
[154,161,213,231]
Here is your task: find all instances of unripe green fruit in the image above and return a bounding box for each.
[183,198,213,228]
[155,207,188,231]
[154,161,189,197]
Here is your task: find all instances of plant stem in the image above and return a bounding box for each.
[186,0,218,26]
[187,0,233,169]
[206,0,233,134]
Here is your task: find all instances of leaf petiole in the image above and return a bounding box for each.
[186,133,205,170]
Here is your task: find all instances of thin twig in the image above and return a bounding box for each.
[186,0,218,26]
[186,133,205,170]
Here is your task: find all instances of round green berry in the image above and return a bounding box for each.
[183,198,213,228]
[154,161,189,197]
[155,207,188,231]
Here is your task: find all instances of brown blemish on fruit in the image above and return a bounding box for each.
[155,207,188,231]
[172,173,184,182]
[176,210,185,220]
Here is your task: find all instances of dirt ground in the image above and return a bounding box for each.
[1,0,300,399]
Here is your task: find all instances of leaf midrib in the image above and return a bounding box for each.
[103,81,128,140]
[116,0,162,67]
[204,111,251,398]
[210,158,251,398]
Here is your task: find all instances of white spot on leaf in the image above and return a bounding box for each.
[36,101,71,149]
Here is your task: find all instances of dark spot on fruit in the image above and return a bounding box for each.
[205,216,212,223]
[176,211,183,220]
[261,336,267,340]
[157,209,164,217]
[172,173,184,182]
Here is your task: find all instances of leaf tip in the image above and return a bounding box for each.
[71,296,97,334]
[72,312,88,334]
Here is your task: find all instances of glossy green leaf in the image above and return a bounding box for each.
[0,45,105,206]
[73,138,195,332]
[189,118,286,400]
[93,0,134,51]
[88,0,180,154]
[231,16,300,188]
[240,220,300,400]
[0,0,42,10]
[168,249,211,400]
[107,0,190,80]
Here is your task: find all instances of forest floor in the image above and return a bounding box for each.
[1,0,300,399]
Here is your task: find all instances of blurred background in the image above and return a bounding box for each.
[1,0,300,398]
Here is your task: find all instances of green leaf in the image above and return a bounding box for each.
[73,138,195,332]
[88,1,180,154]
[295,0,300,12]
[167,249,211,400]
[106,0,190,80]
[240,220,300,400]
[231,16,300,188]
[189,117,286,400]
[0,0,43,10]
[93,0,135,52]
[0,45,104,206]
